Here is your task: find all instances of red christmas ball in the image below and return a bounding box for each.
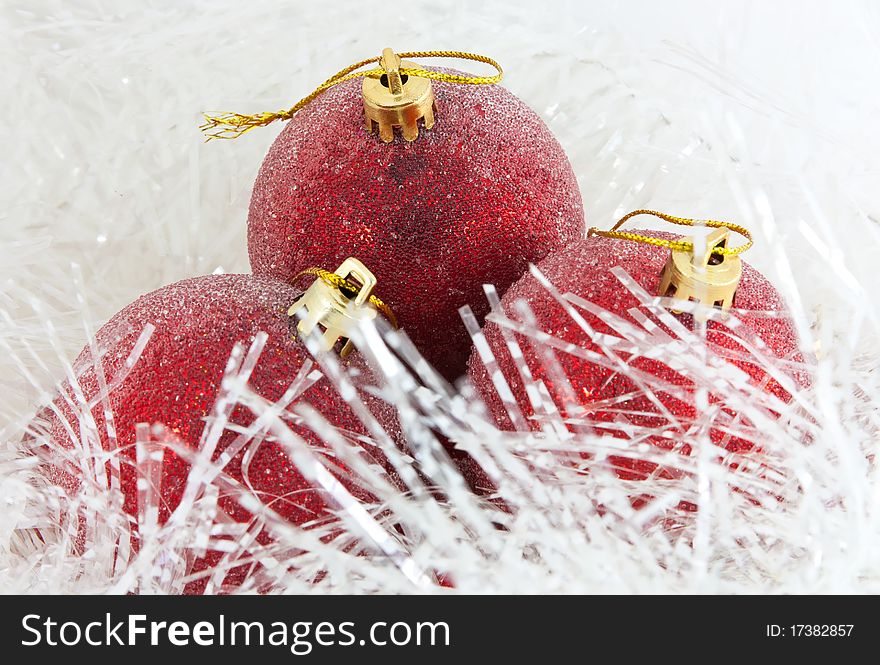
[247,71,584,381]
[467,230,806,500]
[43,273,399,592]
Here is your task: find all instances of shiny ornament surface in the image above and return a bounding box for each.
[44,274,398,591]
[468,230,805,489]
[247,72,585,381]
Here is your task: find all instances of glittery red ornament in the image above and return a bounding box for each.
[247,70,584,381]
[43,274,399,592]
[468,230,806,495]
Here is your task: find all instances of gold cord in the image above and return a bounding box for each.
[201,50,503,140]
[295,267,398,329]
[588,209,753,257]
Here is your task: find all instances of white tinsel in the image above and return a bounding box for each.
[1,1,879,593]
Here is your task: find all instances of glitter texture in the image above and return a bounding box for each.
[468,230,806,488]
[44,274,399,592]
[247,71,585,381]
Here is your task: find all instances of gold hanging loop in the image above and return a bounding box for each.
[289,258,397,358]
[200,49,503,141]
[589,209,753,319]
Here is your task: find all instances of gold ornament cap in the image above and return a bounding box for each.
[288,257,383,358]
[363,48,436,143]
[658,228,742,319]
[201,49,501,141]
